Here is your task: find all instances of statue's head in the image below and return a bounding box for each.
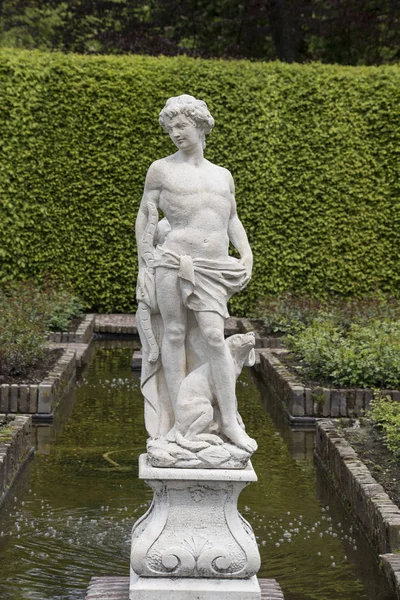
[159,94,214,149]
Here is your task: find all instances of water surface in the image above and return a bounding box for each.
[0,342,394,599]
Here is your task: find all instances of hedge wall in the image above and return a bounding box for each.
[0,50,399,315]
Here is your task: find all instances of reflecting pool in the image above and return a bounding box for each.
[0,342,394,599]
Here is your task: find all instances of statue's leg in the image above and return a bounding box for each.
[185,406,214,439]
[155,267,187,414]
[195,311,257,453]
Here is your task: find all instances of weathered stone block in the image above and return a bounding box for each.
[0,385,10,413]
[364,389,373,411]
[322,388,331,417]
[330,390,340,417]
[29,385,38,413]
[356,390,364,415]
[38,384,53,414]
[339,390,347,417]
[132,351,142,371]
[305,388,313,416]
[289,387,305,417]
[10,385,19,413]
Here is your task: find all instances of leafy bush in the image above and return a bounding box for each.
[0,51,399,314]
[256,294,322,334]
[0,281,83,376]
[285,316,400,388]
[0,284,47,376]
[257,294,400,336]
[44,288,83,332]
[368,393,400,458]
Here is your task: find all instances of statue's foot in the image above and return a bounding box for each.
[223,423,257,453]
[196,433,224,445]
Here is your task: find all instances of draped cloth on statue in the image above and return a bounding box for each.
[136,246,247,438]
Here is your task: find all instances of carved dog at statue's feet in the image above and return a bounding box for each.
[173,332,256,451]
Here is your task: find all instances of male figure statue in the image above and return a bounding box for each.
[136,94,256,454]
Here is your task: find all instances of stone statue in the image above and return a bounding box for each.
[130,95,263,600]
[136,94,257,468]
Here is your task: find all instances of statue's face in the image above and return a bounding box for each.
[166,114,203,150]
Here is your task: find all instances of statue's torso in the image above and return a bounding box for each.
[157,158,232,260]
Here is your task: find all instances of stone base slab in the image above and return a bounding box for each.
[130,574,261,600]
[86,577,284,600]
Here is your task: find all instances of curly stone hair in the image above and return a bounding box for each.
[159,94,214,148]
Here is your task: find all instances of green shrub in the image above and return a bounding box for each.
[257,294,400,335]
[286,316,400,388]
[0,284,47,376]
[0,51,399,314]
[44,288,83,331]
[368,393,400,458]
[0,281,82,376]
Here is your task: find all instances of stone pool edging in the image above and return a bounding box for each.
[257,349,386,420]
[47,313,95,344]
[0,348,76,417]
[315,419,400,599]
[380,554,400,599]
[0,414,33,508]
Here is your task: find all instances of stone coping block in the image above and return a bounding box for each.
[258,349,389,419]
[0,414,33,507]
[315,419,400,556]
[139,452,257,482]
[85,577,284,600]
[380,554,400,600]
[0,348,76,415]
[48,314,95,344]
[48,341,92,369]
[129,575,261,600]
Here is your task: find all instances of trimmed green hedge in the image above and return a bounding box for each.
[0,50,399,314]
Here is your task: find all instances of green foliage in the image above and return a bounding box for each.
[368,393,400,457]
[257,295,324,334]
[0,0,398,65]
[0,281,82,376]
[0,52,399,314]
[258,294,400,335]
[0,284,47,376]
[44,289,83,332]
[286,316,400,388]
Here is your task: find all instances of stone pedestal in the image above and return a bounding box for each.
[130,454,261,600]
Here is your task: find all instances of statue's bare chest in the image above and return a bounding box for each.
[158,165,230,215]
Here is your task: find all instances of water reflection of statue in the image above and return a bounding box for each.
[136,94,257,465]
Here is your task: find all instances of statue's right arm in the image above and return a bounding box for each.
[135,162,162,272]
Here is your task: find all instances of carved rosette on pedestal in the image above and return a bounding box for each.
[130,454,261,600]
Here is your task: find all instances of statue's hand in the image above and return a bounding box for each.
[240,254,253,287]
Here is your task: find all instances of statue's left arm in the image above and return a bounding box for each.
[227,172,253,286]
